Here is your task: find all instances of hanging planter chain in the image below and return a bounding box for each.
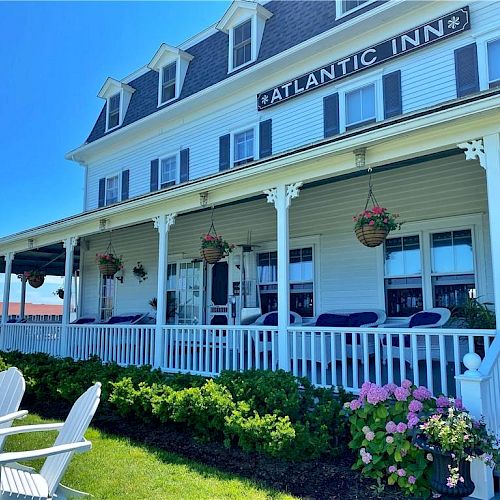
[97,233,122,276]
[363,167,380,211]
[200,206,225,264]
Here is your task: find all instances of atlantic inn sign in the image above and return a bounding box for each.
[257,7,471,110]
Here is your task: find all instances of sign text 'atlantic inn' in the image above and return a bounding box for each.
[257,7,470,110]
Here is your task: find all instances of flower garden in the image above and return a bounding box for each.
[1,350,498,499]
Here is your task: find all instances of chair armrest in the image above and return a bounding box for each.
[0,440,91,465]
[0,422,64,438]
[0,410,28,425]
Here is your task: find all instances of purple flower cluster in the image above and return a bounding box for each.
[408,400,423,413]
[386,421,397,433]
[360,448,372,465]
[394,386,410,401]
[367,385,389,405]
[413,386,432,401]
[407,412,420,429]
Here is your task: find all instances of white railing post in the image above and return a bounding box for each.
[61,237,77,357]
[19,274,27,320]
[455,352,495,500]
[1,252,14,350]
[265,182,302,371]
[153,213,176,369]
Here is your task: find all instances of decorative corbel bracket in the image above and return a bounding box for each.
[458,139,486,169]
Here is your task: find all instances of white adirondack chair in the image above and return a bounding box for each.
[0,368,27,451]
[0,382,101,499]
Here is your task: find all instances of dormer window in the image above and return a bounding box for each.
[107,93,121,130]
[336,0,373,18]
[98,78,135,133]
[161,62,177,104]
[217,1,272,73]
[148,43,193,108]
[233,20,252,69]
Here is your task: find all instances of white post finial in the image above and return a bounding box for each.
[458,139,486,169]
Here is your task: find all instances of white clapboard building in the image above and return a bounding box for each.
[1,2,500,489]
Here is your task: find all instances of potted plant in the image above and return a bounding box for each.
[133,262,148,282]
[149,297,157,310]
[200,234,234,264]
[23,270,45,289]
[96,252,123,276]
[414,406,499,499]
[53,287,64,300]
[353,206,401,247]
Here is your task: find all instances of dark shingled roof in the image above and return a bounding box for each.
[86,0,381,144]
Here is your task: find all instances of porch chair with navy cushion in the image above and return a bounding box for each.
[253,311,302,327]
[71,317,96,325]
[379,307,454,367]
[102,313,150,325]
[297,309,386,363]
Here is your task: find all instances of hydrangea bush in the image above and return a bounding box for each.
[344,380,463,497]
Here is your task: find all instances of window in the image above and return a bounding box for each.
[107,93,120,130]
[105,175,119,205]
[232,19,252,69]
[258,247,314,317]
[384,235,423,317]
[233,128,254,166]
[160,155,178,188]
[345,84,376,129]
[99,275,115,321]
[431,230,476,308]
[383,225,478,317]
[487,39,500,87]
[339,0,369,15]
[161,62,177,103]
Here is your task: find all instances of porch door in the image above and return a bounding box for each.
[177,261,203,324]
[207,261,229,325]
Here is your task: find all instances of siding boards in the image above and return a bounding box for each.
[82,157,492,316]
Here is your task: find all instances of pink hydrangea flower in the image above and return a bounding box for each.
[407,413,420,429]
[394,386,410,401]
[454,398,464,410]
[436,396,451,408]
[386,435,394,444]
[386,421,397,433]
[362,426,371,434]
[359,381,375,400]
[349,399,362,410]
[383,383,398,395]
[397,468,406,477]
[396,422,408,433]
[366,385,389,405]
[365,431,375,441]
[413,386,432,401]
[362,453,372,464]
[401,379,412,389]
[408,476,416,484]
[408,400,423,413]
[388,465,397,473]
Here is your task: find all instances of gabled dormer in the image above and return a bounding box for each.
[217,0,272,73]
[98,78,135,132]
[148,44,194,107]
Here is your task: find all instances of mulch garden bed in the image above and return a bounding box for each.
[26,397,409,499]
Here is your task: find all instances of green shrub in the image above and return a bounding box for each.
[0,354,8,372]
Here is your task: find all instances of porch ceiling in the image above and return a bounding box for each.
[0,242,80,277]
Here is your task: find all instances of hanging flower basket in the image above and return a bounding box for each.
[200,209,234,264]
[355,225,389,248]
[28,274,45,289]
[200,246,225,264]
[54,287,64,299]
[96,253,123,276]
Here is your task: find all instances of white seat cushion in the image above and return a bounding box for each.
[1,465,49,499]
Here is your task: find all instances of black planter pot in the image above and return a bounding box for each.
[414,437,475,499]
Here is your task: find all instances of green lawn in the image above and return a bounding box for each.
[3,415,297,500]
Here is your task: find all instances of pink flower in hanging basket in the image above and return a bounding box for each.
[200,233,234,254]
[353,206,402,233]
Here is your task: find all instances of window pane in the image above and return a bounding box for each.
[233,20,252,68]
[385,236,421,277]
[431,230,473,273]
[432,275,476,308]
[105,175,119,204]
[234,128,254,164]
[385,278,423,317]
[161,62,176,103]
[346,88,362,125]
[488,39,500,84]
[346,84,375,125]
[161,156,177,187]
[453,230,474,272]
[234,19,251,45]
[342,0,368,13]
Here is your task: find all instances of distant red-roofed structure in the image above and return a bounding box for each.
[0,302,63,322]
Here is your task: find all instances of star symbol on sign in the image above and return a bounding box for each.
[448,16,460,29]
[261,95,269,105]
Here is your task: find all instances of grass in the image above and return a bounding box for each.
[4,414,297,500]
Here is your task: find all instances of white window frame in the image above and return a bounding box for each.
[256,236,321,319]
[158,151,180,188]
[97,274,116,322]
[158,59,180,107]
[476,31,500,91]
[228,16,258,73]
[105,91,122,132]
[335,0,377,19]
[104,173,121,206]
[336,72,383,133]
[377,214,486,318]
[230,124,258,167]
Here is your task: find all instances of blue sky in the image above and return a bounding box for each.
[0,1,230,304]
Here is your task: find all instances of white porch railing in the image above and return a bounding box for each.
[1,323,63,356]
[0,323,496,398]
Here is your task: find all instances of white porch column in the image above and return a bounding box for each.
[61,236,77,357]
[154,213,177,369]
[1,252,14,324]
[19,275,27,320]
[265,182,302,370]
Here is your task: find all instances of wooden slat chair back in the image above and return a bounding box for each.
[0,368,25,450]
[40,383,101,497]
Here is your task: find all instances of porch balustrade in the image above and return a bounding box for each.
[0,322,495,399]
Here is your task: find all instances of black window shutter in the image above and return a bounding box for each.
[121,170,129,201]
[180,148,189,183]
[259,119,272,159]
[219,134,231,171]
[323,93,339,138]
[98,178,106,208]
[150,159,159,192]
[454,43,479,98]
[383,70,402,119]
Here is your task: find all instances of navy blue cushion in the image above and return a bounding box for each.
[348,312,378,327]
[315,313,350,327]
[73,317,95,325]
[262,313,296,326]
[409,312,441,328]
[107,315,141,324]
